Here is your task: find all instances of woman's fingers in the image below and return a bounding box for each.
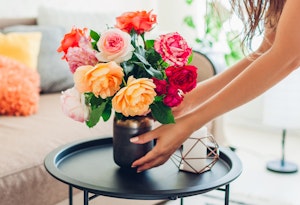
[130,129,157,144]
[131,147,170,172]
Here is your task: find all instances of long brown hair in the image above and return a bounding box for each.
[230,0,286,50]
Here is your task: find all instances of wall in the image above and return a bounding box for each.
[0,0,202,43]
[0,0,155,18]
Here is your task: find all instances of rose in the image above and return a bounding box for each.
[112,76,156,116]
[95,28,134,64]
[163,85,183,107]
[57,27,88,59]
[154,32,192,67]
[60,87,89,122]
[74,61,124,99]
[165,65,198,93]
[66,46,98,73]
[152,78,167,95]
[115,10,157,34]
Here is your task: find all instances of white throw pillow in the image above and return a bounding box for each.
[37,6,118,32]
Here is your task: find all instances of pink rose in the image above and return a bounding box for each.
[60,87,89,122]
[96,28,134,63]
[154,32,192,67]
[163,85,183,107]
[65,36,98,73]
[66,47,98,73]
[165,65,197,93]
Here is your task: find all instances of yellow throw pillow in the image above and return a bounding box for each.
[0,32,42,70]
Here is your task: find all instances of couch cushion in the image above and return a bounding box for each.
[0,93,113,205]
[0,32,41,70]
[0,55,40,116]
[3,25,74,93]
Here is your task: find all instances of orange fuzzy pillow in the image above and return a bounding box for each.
[0,55,40,116]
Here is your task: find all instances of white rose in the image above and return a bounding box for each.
[60,87,89,122]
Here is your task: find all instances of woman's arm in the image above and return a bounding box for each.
[131,0,300,173]
[173,25,276,118]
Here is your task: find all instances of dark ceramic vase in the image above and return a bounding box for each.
[113,116,154,169]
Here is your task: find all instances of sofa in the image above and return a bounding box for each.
[0,13,227,205]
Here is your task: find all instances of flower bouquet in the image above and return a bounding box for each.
[58,10,198,128]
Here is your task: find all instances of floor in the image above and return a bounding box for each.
[56,116,300,205]
[224,121,300,205]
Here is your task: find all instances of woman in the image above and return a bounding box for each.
[131,0,300,173]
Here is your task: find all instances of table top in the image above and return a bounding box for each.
[44,137,242,200]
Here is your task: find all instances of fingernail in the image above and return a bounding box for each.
[130,137,138,142]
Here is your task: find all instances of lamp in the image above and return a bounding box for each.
[262,69,300,173]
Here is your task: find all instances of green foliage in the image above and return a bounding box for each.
[224,32,244,66]
[183,0,243,66]
[183,16,196,29]
[150,100,175,124]
[90,29,100,51]
[84,93,111,127]
[185,0,193,5]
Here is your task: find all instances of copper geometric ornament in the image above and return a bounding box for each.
[171,127,219,174]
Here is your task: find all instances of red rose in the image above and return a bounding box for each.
[163,85,183,107]
[166,65,198,93]
[152,78,167,95]
[115,10,157,34]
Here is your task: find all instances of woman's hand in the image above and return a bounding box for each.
[172,89,197,118]
[130,117,195,173]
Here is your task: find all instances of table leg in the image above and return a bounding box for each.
[69,186,73,205]
[224,184,230,205]
[83,190,89,205]
[180,198,184,205]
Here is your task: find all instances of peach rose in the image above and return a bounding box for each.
[112,76,156,117]
[96,28,134,63]
[74,62,124,99]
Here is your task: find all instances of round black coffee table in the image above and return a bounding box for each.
[44,137,242,205]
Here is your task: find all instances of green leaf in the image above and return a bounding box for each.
[133,52,163,79]
[102,101,112,121]
[185,0,193,5]
[187,52,193,64]
[183,16,196,29]
[145,48,162,66]
[121,62,134,75]
[86,101,107,128]
[145,39,155,50]
[90,30,100,41]
[150,101,175,124]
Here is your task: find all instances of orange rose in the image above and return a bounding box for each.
[74,62,124,99]
[57,27,88,59]
[115,10,157,34]
[112,76,156,117]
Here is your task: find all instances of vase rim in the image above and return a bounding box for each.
[114,116,154,128]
